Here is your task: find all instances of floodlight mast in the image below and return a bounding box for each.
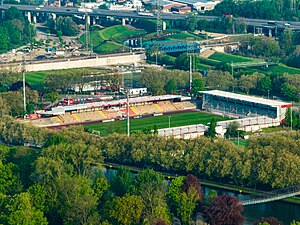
[22,57,26,118]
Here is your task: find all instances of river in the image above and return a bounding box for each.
[104,168,300,224]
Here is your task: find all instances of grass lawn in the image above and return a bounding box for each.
[80,25,144,54]
[232,139,249,147]
[165,31,202,41]
[26,68,106,89]
[209,52,254,63]
[85,111,230,136]
[265,63,300,74]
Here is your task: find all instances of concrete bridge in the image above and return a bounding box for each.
[1,4,300,32]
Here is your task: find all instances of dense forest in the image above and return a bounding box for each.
[0,117,299,224]
[0,7,34,53]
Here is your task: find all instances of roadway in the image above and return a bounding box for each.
[2,4,300,30]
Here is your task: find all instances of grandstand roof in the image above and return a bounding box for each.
[200,90,292,108]
[41,95,189,115]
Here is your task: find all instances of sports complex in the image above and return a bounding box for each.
[27,89,292,138]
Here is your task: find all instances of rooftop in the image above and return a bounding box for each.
[200,90,292,107]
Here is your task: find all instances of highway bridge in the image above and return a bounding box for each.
[1,4,300,31]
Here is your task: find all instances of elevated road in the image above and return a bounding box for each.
[1,4,300,30]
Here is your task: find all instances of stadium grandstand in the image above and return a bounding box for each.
[29,95,196,127]
[200,90,292,122]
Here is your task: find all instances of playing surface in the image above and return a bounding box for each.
[85,111,230,136]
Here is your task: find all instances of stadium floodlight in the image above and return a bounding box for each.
[22,56,26,118]
[127,90,130,136]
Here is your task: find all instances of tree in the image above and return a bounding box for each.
[6,192,48,225]
[253,217,283,225]
[191,78,205,97]
[46,92,60,103]
[206,71,234,91]
[225,121,241,138]
[257,75,272,95]
[0,26,10,53]
[186,14,197,32]
[205,194,244,225]
[175,53,190,70]
[238,74,257,94]
[206,117,217,138]
[0,97,10,118]
[279,28,294,56]
[284,107,297,128]
[164,79,177,94]
[111,166,134,196]
[110,194,145,225]
[57,176,99,225]
[134,169,171,224]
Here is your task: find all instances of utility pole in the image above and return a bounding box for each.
[22,56,27,117]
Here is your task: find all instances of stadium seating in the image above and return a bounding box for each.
[157,101,177,112]
[173,101,196,110]
[134,103,161,115]
[75,111,106,122]
[59,113,79,124]
[30,117,62,127]
[102,110,121,119]
[203,99,277,119]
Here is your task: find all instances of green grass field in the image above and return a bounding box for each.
[80,25,145,54]
[26,68,106,89]
[209,52,254,63]
[85,111,230,136]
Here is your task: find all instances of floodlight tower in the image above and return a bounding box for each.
[187,38,197,95]
[85,12,90,54]
[22,56,27,117]
[156,0,163,37]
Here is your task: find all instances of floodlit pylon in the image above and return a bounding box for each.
[156,0,163,37]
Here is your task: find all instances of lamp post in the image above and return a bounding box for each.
[267,90,270,99]
[169,116,171,128]
[237,130,240,146]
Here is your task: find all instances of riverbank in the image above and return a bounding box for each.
[102,161,300,205]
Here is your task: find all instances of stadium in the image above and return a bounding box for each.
[29,95,197,128]
[27,90,292,138]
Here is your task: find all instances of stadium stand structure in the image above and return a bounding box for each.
[30,95,196,127]
[200,90,292,122]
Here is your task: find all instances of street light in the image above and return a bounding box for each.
[237,130,240,146]
[267,90,270,99]
[169,116,171,128]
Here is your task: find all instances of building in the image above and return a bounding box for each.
[170,5,191,13]
[200,90,292,122]
[169,0,221,11]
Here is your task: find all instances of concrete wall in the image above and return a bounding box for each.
[25,53,146,72]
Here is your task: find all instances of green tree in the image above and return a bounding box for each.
[279,28,294,56]
[6,192,48,225]
[46,92,60,103]
[110,194,145,225]
[191,78,205,97]
[111,166,134,196]
[206,117,217,138]
[57,176,99,225]
[238,74,257,94]
[0,97,10,118]
[164,79,177,94]
[284,107,297,127]
[186,14,197,32]
[257,75,272,95]
[0,26,10,53]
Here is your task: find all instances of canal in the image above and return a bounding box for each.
[104,168,300,224]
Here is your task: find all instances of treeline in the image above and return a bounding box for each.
[208,0,300,21]
[0,119,299,224]
[46,16,79,36]
[0,7,34,53]
[0,68,39,116]
[0,117,299,189]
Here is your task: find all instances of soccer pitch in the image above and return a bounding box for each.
[85,111,230,136]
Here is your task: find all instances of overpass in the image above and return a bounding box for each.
[1,4,300,31]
